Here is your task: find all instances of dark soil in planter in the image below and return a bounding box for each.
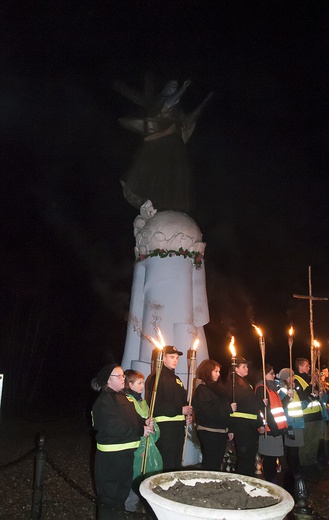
[153,478,279,509]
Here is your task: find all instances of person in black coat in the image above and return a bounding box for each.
[146,346,192,470]
[192,359,236,470]
[226,357,265,476]
[92,364,153,518]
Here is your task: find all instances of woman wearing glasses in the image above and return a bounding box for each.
[91,364,154,519]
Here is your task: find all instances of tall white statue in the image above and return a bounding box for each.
[116,76,212,466]
[122,200,209,386]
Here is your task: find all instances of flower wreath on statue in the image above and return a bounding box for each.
[136,247,204,269]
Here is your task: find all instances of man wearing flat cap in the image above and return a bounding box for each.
[147,345,193,470]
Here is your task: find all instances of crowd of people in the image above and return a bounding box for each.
[90,350,329,518]
[91,345,192,518]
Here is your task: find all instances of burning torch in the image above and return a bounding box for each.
[288,326,294,390]
[181,338,199,464]
[253,324,267,431]
[229,336,237,403]
[142,328,165,474]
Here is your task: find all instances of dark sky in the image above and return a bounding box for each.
[1,1,329,410]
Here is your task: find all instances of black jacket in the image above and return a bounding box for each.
[147,365,187,417]
[192,381,232,429]
[226,374,264,428]
[92,388,144,445]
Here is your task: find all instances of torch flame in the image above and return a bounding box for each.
[252,324,263,337]
[314,339,321,349]
[289,326,294,337]
[147,336,162,349]
[146,327,166,349]
[192,338,199,350]
[229,336,236,357]
[156,327,166,347]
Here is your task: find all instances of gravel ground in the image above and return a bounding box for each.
[0,413,153,520]
[0,413,328,520]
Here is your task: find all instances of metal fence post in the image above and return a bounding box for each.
[0,374,4,423]
[31,434,46,520]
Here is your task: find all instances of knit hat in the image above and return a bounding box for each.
[277,368,294,381]
[95,364,119,386]
[163,345,183,356]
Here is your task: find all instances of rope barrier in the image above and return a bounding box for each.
[45,456,96,503]
[0,448,35,469]
[0,441,96,504]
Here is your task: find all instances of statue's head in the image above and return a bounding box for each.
[161,80,178,97]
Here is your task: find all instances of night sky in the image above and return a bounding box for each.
[1,1,329,412]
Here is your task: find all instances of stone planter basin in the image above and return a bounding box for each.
[140,470,294,520]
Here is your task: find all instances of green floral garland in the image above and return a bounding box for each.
[136,247,203,269]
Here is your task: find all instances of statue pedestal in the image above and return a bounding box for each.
[122,255,209,385]
[122,205,209,384]
[122,204,210,466]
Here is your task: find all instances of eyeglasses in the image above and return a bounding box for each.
[110,374,125,380]
[270,371,275,375]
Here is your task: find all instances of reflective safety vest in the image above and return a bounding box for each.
[294,375,322,416]
[255,385,288,432]
[280,388,304,418]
